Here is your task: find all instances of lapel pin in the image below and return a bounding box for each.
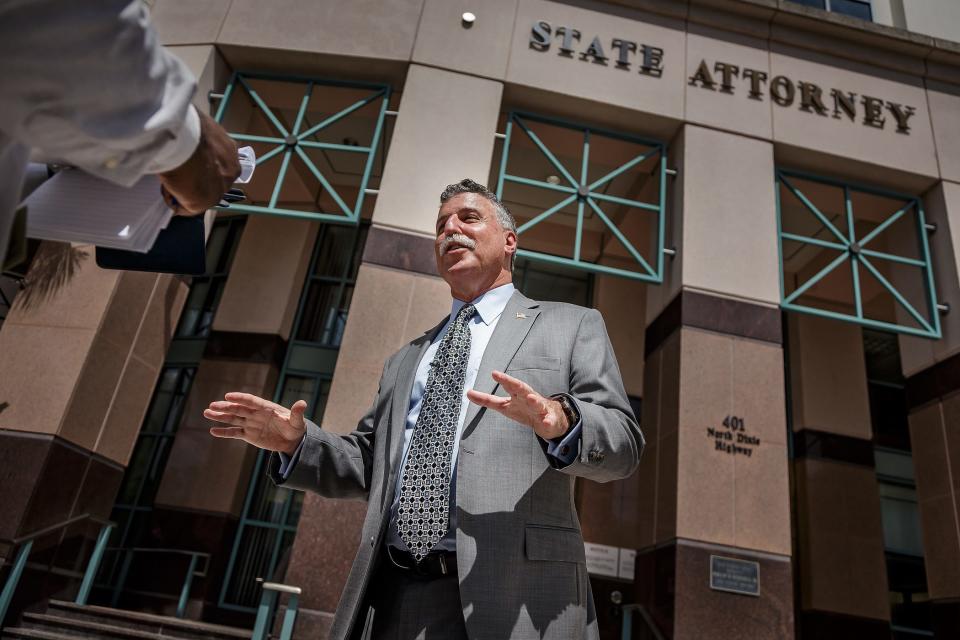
[516,312,527,319]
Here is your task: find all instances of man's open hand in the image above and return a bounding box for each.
[205,392,306,455]
[466,370,569,440]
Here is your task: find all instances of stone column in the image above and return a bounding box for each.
[899,181,960,639]
[282,64,503,638]
[787,314,891,637]
[635,124,794,639]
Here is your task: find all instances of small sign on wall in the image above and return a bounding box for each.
[585,542,636,581]
[709,555,760,597]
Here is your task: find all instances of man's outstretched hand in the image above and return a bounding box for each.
[466,370,570,441]
[205,392,306,455]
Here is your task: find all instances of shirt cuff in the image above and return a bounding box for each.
[277,436,306,480]
[145,104,202,174]
[546,417,583,466]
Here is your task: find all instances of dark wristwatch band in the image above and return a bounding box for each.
[550,393,580,441]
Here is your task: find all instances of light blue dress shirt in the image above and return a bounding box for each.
[280,283,583,554]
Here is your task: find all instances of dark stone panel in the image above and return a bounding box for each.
[906,350,960,410]
[931,599,960,640]
[72,455,124,521]
[792,429,876,468]
[360,225,438,277]
[634,541,794,640]
[284,606,334,640]
[18,438,88,538]
[203,331,287,367]
[0,430,50,543]
[673,541,794,640]
[799,609,891,639]
[645,290,782,357]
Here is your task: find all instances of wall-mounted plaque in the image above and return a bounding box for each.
[710,555,760,597]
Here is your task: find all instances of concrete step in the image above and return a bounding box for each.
[3,626,85,640]
[44,602,249,640]
[19,613,165,640]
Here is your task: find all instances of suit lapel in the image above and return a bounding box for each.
[462,290,540,432]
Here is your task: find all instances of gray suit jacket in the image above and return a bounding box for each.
[270,290,644,639]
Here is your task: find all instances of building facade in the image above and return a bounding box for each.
[2,1,960,638]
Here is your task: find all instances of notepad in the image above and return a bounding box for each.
[23,170,173,253]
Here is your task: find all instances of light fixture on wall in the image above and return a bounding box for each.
[461,12,476,28]
[545,175,561,185]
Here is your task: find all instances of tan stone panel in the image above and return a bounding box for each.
[578,480,625,548]
[644,126,684,327]
[629,438,657,550]
[213,216,317,338]
[681,125,780,304]
[133,274,189,371]
[655,430,678,543]
[917,493,960,599]
[928,82,960,183]
[593,275,645,397]
[658,330,681,439]
[153,425,259,515]
[152,0,232,46]
[0,325,96,436]
[641,346,661,443]
[60,334,127,452]
[675,423,735,546]
[412,0,517,80]
[98,271,158,350]
[684,25,773,139]
[795,458,891,620]
[943,393,960,494]
[403,271,454,338]
[789,314,872,438]
[95,357,162,466]
[769,44,938,178]
[372,65,503,236]
[734,442,791,555]
[732,337,787,447]
[909,402,951,500]
[5,244,118,331]
[217,0,424,61]
[507,0,685,122]
[164,45,229,115]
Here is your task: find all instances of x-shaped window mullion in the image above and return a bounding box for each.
[781,174,848,246]
[238,76,290,138]
[513,117,579,188]
[585,197,656,277]
[859,254,934,334]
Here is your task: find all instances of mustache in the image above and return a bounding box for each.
[439,233,476,256]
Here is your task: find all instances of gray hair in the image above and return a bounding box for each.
[439,178,517,270]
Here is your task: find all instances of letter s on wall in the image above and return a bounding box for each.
[530,20,551,51]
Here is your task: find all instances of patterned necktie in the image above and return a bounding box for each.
[397,303,477,562]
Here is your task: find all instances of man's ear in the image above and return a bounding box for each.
[504,230,518,257]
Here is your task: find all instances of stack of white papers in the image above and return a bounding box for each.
[23,171,172,253]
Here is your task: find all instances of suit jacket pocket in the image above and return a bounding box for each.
[506,355,561,372]
[524,525,586,564]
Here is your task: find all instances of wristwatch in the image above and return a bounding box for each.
[551,393,580,440]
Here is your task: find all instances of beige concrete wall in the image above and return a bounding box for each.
[787,313,873,439]
[898,181,960,378]
[213,216,317,339]
[370,65,503,237]
[678,124,781,306]
[593,275,645,397]
[902,0,960,42]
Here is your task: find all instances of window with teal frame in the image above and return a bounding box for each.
[213,72,391,224]
[776,169,942,339]
[494,112,669,283]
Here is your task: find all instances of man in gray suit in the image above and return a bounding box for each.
[206,179,643,639]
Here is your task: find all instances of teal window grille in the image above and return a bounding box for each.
[776,169,941,339]
[494,112,669,283]
[220,223,368,611]
[213,72,391,224]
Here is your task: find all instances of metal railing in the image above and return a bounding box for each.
[621,603,666,640]
[252,580,301,640]
[0,514,114,626]
[108,547,210,619]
